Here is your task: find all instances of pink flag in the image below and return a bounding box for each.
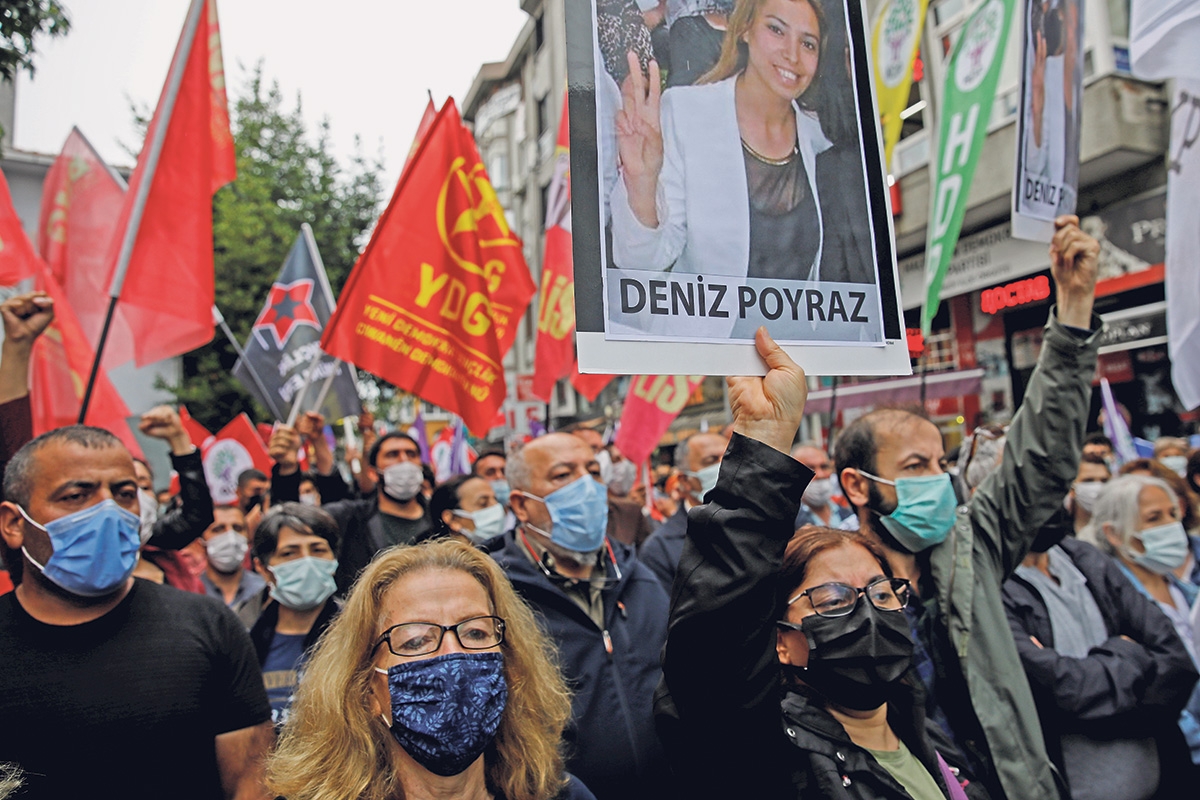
[614,375,703,468]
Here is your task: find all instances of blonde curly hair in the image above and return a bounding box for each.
[266,539,573,800]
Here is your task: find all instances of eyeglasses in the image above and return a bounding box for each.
[785,577,912,618]
[374,616,506,657]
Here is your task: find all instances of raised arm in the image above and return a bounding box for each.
[658,329,812,795]
[141,406,214,550]
[970,216,1101,577]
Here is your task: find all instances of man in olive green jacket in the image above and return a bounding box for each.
[834,216,1101,799]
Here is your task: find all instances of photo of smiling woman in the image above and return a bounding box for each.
[606,0,880,341]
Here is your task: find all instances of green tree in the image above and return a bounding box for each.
[168,64,383,431]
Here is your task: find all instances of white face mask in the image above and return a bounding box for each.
[382,462,424,502]
[453,503,507,543]
[803,477,835,509]
[1072,481,1105,514]
[138,488,158,546]
[205,531,249,574]
[1160,455,1188,478]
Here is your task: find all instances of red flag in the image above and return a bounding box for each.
[30,266,143,458]
[178,404,214,449]
[0,170,139,455]
[201,413,274,505]
[613,375,703,467]
[530,96,616,402]
[322,100,536,436]
[402,99,438,179]
[571,366,615,403]
[37,128,135,365]
[0,169,37,285]
[532,97,578,401]
[102,0,235,366]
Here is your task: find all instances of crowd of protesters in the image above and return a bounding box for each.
[1,215,1199,800]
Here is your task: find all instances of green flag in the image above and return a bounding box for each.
[922,0,1014,333]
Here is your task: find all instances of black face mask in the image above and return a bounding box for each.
[789,601,914,711]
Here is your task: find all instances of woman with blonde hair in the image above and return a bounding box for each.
[267,539,594,800]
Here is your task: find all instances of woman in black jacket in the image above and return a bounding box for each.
[655,330,985,800]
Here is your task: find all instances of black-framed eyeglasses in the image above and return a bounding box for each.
[784,577,912,618]
[374,616,506,657]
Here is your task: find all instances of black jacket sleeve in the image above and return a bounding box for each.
[657,433,813,796]
[147,449,214,550]
[271,464,301,504]
[313,470,350,504]
[1004,542,1198,722]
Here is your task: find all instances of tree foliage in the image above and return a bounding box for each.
[168,64,383,431]
[0,0,70,81]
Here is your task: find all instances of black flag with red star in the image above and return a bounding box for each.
[233,225,361,422]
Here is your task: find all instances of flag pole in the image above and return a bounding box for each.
[79,0,205,424]
[212,305,286,421]
[286,350,323,427]
[309,358,342,417]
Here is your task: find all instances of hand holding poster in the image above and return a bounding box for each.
[1012,0,1084,241]
[568,0,909,377]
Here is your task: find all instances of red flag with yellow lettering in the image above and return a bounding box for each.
[102,0,235,366]
[322,100,535,435]
[613,375,704,468]
[530,98,614,402]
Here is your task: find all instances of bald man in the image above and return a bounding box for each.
[639,431,729,592]
[489,433,670,800]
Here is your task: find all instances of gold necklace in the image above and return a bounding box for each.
[741,138,798,166]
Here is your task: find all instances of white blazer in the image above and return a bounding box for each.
[610,76,832,283]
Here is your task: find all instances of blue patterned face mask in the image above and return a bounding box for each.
[375,651,507,776]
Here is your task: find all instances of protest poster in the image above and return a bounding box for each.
[922,0,1015,333]
[566,0,909,377]
[233,224,361,424]
[1011,0,1084,242]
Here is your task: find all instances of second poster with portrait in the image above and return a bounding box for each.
[567,0,910,376]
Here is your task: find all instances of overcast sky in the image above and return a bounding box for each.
[13,0,531,190]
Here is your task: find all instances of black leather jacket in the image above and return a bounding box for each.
[656,433,987,799]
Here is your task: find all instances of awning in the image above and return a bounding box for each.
[804,368,985,414]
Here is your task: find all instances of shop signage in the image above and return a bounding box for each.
[979,275,1051,314]
[1098,302,1168,354]
[898,222,1049,309]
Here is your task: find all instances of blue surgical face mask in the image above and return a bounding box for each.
[268,556,339,610]
[490,479,512,507]
[687,462,721,501]
[17,499,141,598]
[858,470,958,553]
[453,503,506,544]
[1127,521,1189,575]
[375,651,507,777]
[522,474,609,555]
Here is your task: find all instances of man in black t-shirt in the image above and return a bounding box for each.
[0,426,273,800]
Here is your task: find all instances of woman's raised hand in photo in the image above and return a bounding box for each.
[615,50,664,227]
